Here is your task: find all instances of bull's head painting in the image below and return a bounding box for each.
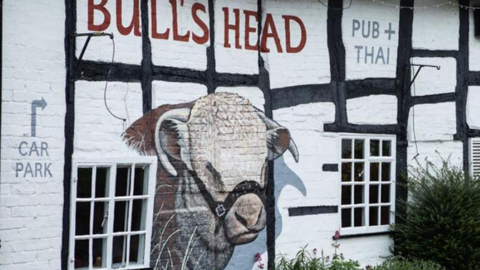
[123,93,299,269]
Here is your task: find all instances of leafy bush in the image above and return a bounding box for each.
[371,258,444,270]
[275,246,362,270]
[394,162,480,270]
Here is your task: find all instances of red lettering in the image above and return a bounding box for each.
[283,15,306,53]
[223,8,241,49]
[261,14,283,53]
[244,10,258,51]
[116,0,141,36]
[88,0,111,31]
[192,3,209,45]
[170,0,190,42]
[151,0,170,39]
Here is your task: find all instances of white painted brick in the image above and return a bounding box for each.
[469,10,480,71]
[408,102,456,142]
[412,1,459,50]
[215,0,259,74]
[149,0,209,70]
[343,0,400,80]
[410,57,456,96]
[347,95,398,125]
[264,0,331,89]
[76,0,142,65]
[467,87,480,129]
[407,141,464,171]
[152,81,208,107]
[1,1,65,269]
[74,81,144,159]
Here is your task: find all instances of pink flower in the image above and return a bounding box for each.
[254,252,262,262]
[313,248,318,256]
[258,262,265,269]
[333,230,341,240]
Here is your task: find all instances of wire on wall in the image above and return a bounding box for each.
[103,36,128,130]
[371,0,479,10]
[410,61,420,160]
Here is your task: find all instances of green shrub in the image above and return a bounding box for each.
[371,258,444,270]
[394,162,480,270]
[275,246,362,270]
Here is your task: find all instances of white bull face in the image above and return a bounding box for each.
[154,93,299,246]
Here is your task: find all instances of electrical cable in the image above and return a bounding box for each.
[411,61,420,160]
[103,35,127,130]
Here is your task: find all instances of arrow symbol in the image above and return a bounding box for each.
[31,98,48,137]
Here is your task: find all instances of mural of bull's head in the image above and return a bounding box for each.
[123,93,299,270]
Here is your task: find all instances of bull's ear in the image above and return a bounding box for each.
[255,109,300,163]
[155,108,193,176]
[267,127,298,162]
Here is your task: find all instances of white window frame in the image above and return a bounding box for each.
[469,138,480,176]
[338,134,396,236]
[68,157,157,270]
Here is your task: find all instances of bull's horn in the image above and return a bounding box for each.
[154,108,192,176]
[255,109,300,163]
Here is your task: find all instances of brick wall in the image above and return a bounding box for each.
[1,0,66,269]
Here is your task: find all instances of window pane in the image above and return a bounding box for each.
[93,202,108,235]
[382,140,392,156]
[382,163,391,182]
[354,140,365,159]
[354,208,364,227]
[134,166,148,196]
[114,201,130,233]
[75,202,90,236]
[354,162,364,182]
[95,167,109,198]
[341,208,352,228]
[342,163,352,182]
[370,140,380,156]
[381,206,391,225]
[74,240,89,269]
[112,236,127,267]
[116,167,131,197]
[342,139,352,159]
[77,168,92,198]
[129,234,145,265]
[92,238,107,269]
[369,207,379,226]
[381,184,391,203]
[370,163,379,181]
[369,185,379,204]
[341,186,352,205]
[131,199,146,231]
[354,185,364,204]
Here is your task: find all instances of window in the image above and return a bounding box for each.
[69,158,157,270]
[470,138,480,176]
[340,135,396,235]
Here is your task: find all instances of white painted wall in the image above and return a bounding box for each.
[410,57,456,96]
[264,0,330,89]
[469,9,480,71]
[1,1,477,270]
[412,0,459,50]
[407,102,457,142]
[76,0,143,65]
[343,0,400,80]
[347,95,398,125]
[467,87,480,129]
[1,1,66,269]
[74,82,144,159]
